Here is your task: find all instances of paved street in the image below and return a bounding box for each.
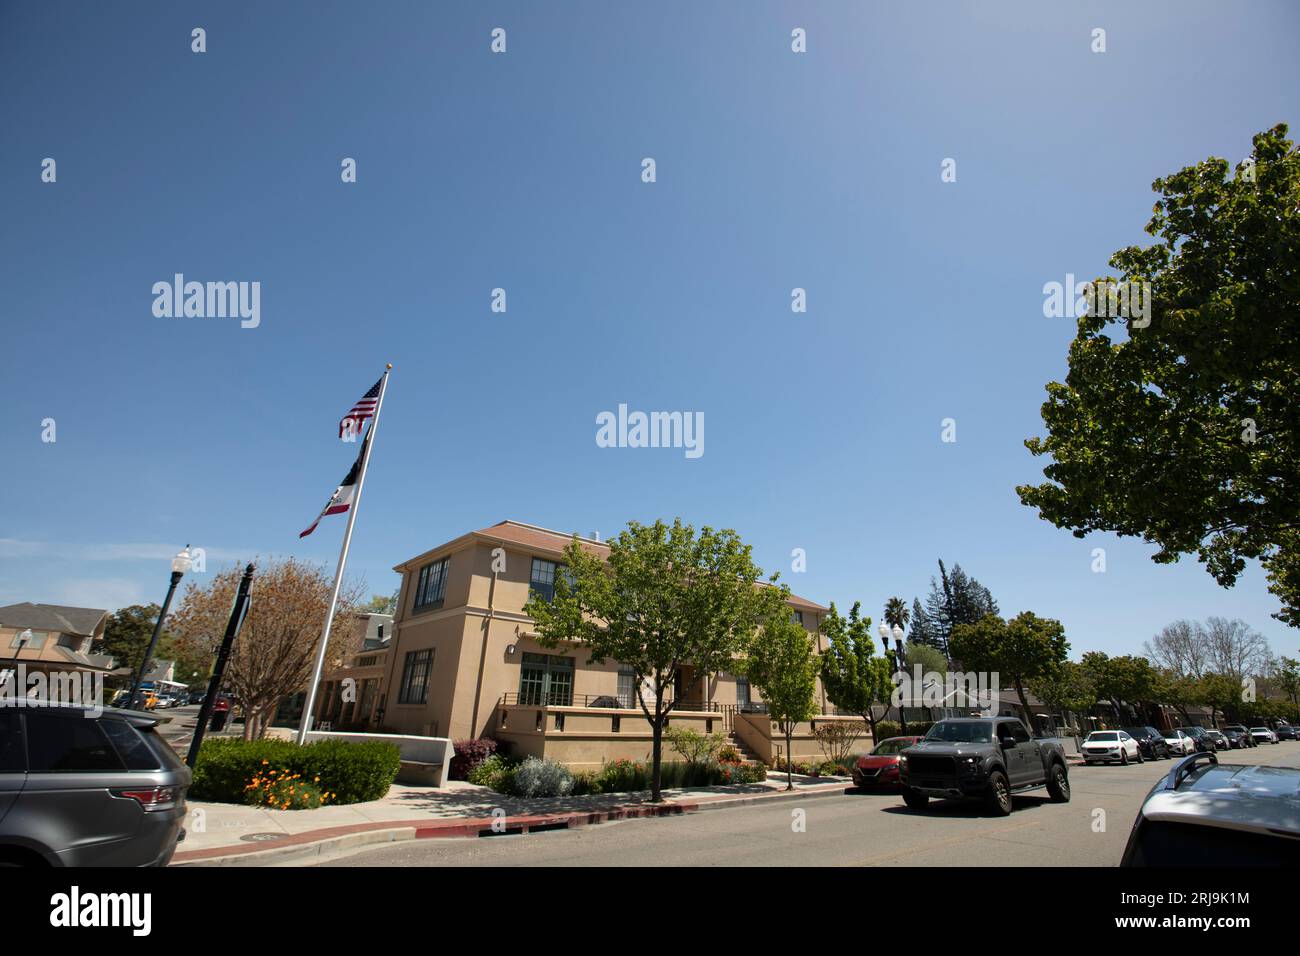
[314,743,1300,867]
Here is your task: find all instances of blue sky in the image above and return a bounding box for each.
[2,1,1297,661]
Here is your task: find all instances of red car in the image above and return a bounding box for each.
[853,735,924,789]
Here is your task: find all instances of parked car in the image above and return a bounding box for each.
[1176,726,1214,753]
[852,735,923,789]
[1224,724,1258,747]
[1164,729,1195,756]
[1222,728,1250,749]
[1082,730,1143,765]
[1122,726,1171,760]
[898,717,1070,816]
[1205,730,1230,751]
[1121,752,1300,866]
[1251,726,1280,745]
[0,704,191,866]
[1276,725,1299,741]
[154,694,176,709]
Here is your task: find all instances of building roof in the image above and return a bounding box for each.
[397,519,829,613]
[0,602,108,637]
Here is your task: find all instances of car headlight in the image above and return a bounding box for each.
[960,755,981,773]
[898,755,907,768]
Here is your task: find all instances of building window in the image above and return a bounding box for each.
[414,559,449,611]
[398,649,433,704]
[792,610,804,626]
[736,677,751,709]
[10,630,48,650]
[518,652,574,706]
[617,666,637,708]
[530,558,557,603]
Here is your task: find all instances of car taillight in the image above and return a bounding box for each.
[112,786,181,812]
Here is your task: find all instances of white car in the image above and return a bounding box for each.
[1082,730,1143,764]
[1250,726,1279,744]
[1163,729,1195,756]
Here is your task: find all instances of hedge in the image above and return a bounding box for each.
[190,737,401,805]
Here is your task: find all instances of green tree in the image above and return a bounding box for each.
[913,560,998,656]
[820,602,892,744]
[525,519,775,802]
[99,604,163,675]
[360,591,398,615]
[950,611,1069,723]
[883,596,911,633]
[1276,657,1300,709]
[1198,672,1242,726]
[1080,652,1162,724]
[745,603,820,790]
[1028,660,1097,742]
[1018,125,1300,626]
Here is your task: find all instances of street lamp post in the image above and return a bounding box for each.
[126,546,192,711]
[880,622,908,734]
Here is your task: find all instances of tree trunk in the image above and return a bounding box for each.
[785,726,794,790]
[650,687,665,802]
[864,707,879,747]
[1014,677,1032,728]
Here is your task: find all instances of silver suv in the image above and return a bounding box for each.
[0,704,191,866]
[1121,752,1300,866]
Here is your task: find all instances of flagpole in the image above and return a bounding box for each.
[297,364,392,745]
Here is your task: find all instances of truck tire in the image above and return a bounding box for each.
[902,787,929,811]
[1046,762,1070,802]
[985,770,1012,816]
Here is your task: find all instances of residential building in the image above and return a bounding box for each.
[277,612,393,730]
[327,520,857,768]
[0,602,114,695]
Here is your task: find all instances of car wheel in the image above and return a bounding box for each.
[1120,749,1129,765]
[902,788,929,811]
[1135,748,1144,763]
[986,770,1013,816]
[1046,763,1070,803]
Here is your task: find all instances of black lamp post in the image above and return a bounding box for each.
[880,622,908,734]
[126,546,191,711]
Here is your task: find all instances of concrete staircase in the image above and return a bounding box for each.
[726,731,764,764]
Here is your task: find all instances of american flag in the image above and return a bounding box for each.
[339,376,381,439]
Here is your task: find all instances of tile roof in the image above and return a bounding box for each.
[0,602,108,637]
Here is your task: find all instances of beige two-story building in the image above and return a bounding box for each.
[0,603,114,694]
[327,520,856,769]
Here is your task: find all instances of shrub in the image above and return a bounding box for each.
[812,721,867,764]
[664,727,726,765]
[597,758,650,793]
[467,753,513,789]
[508,756,574,798]
[244,767,331,810]
[717,744,741,763]
[450,738,498,780]
[191,737,400,805]
[874,719,934,741]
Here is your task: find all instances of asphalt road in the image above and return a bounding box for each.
[316,741,1300,867]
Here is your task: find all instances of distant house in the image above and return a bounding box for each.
[0,602,113,689]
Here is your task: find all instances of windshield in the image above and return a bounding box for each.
[1088,732,1119,741]
[872,739,914,756]
[924,721,993,744]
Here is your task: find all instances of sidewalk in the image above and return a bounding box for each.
[172,774,853,866]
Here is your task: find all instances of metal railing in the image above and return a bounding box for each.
[498,692,731,713]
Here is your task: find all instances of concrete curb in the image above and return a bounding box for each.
[171,781,853,867]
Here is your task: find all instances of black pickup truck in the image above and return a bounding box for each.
[898,717,1071,816]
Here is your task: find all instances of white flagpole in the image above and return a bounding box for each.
[297,364,392,745]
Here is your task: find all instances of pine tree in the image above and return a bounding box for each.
[912,560,999,657]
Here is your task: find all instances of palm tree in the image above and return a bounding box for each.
[884,596,910,633]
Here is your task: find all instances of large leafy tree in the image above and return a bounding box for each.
[169,557,361,739]
[1018,125,1300,625]
[949,611,1069,723]
[820,602,892,744]
[99,604,163,675]
[1028,660,1097,739]
[745,601,820,791]
[1080,652,1161,724]
[526,519,776,802]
